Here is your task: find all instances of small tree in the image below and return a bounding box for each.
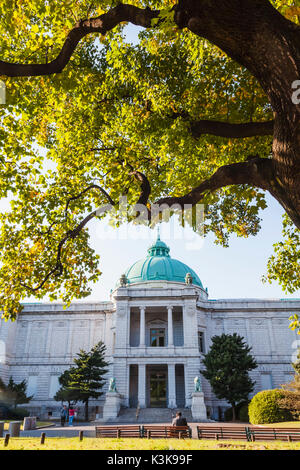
[60,341,110,421]
[0,377,33,409]
[54,369,79,408]
[0,377,8,403]
[202,333,257,421]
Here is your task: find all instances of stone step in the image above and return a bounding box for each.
[103,407,194,424]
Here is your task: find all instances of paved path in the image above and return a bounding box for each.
[20,421,250,439]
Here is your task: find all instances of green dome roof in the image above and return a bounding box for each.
[122,235,203,288]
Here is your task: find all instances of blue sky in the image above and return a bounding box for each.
[86,193,300,301]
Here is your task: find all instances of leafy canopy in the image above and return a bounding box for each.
[0,0,299,319]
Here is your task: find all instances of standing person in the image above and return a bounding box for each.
[60,405,68,427]
[172,411,188,426]
[68,406,75,426]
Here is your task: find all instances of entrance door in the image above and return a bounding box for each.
[150,372,167,407]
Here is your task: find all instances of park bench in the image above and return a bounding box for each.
[95,425,142,438]
[248,427,300,442]
[197,426,250,441]
[142,425,192,439]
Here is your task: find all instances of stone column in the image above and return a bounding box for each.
[138,364,146,408]
[168,364,177,408]
[139,307,145,347]
[167,306,174,347]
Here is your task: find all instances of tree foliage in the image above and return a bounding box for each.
[201,333,257,420]
[0,1,299,318]
[57,341,109,420]
[54,369,80,406]
[248,389,293,424]
[0,376,33,408]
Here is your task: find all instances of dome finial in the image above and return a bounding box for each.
[157,225,160,241]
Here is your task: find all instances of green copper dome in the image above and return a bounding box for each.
[122,235,203,288]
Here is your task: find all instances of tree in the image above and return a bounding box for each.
[59,341,110,421]
[201,333,257,420]
[0,376,33,408]
[0,1,300,318]
[54,369,80,408]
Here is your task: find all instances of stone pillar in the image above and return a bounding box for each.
[8,421,21,437]
[138,364,146,408]
[191,393,207,421]
[139,307,145,347]
[167,306,174,347]
[102,392,123,421]
[168,364,177,408]
[23,417,37,431]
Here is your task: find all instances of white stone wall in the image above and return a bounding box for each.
[0,302,115,417]
[196,298,300,418]
[1,291,300,420]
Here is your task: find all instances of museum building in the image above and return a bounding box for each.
[0,234,299,421]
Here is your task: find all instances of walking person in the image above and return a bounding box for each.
[68,406,75,426]
[60,404,68,427]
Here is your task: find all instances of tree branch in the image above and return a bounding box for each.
[0,4,159,77]
[64,184,115,218]
[153,156,274,209]
[130,170,151,206]
[189,119,274,139]
[21,184,115,292]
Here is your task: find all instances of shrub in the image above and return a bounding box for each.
[248,389,292,424]
[5,407,29,420]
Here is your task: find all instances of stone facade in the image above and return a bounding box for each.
[1,282,299,421]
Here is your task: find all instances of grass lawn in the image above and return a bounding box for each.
[0,437,300,450]
[261,421,300,428]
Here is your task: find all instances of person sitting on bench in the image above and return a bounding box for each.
[172,411,187,426]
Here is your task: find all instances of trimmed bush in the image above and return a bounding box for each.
[248,389,292,424]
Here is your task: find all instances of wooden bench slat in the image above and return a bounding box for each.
[95,425,191,439]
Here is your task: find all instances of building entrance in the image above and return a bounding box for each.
[149,372,167,407]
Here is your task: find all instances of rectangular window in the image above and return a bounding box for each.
[150,329,165,347]
[198,331,205,353]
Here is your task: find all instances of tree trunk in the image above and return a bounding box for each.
[173,0,300,228]
[85,400,89,422]
[231,404,237,422]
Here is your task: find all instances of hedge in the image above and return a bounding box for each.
[248,389,292,424]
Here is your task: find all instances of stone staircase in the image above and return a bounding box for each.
[104,407,194,424]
